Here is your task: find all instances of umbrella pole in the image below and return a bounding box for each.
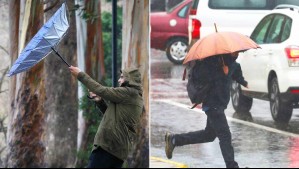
[51,47,71,67]
[214,23,218,32]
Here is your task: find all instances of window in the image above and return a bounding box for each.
[251,15,274,44]
[178,3,191,18]
[209,0,268,10]
[191,0,199,11]
[167,0,185,13]
[265,15,285,43]
[280,17,292,42]
[276,0,299,7]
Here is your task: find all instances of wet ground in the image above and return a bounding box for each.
[150,49,299,168]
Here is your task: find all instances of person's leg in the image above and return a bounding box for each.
[87,147,124,168]
[165,118,216,159]
[206,107,239,168]
[174,118,217,146]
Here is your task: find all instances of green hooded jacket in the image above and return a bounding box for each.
[77,68,144,160]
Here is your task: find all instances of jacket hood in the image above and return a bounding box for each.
[122,67,143,94]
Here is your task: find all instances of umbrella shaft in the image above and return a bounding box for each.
[51,47,71,67]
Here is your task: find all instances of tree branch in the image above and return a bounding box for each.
[44,0,59,13]
[0,147,5,154]
[0,67,8,92]
[0,116,7,141]
[0,45,8,55]
[0,90,8,94]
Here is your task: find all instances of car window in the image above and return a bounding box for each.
[167,1,186,13]
[178,3,191,18]
[265,15,285,44]
[191,0,199,11]
[276,0,299,6]
[251,15,274,44]
[209,0,268,10]
[280,17,292,42]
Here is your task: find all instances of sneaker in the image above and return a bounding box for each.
[165,132,175,159]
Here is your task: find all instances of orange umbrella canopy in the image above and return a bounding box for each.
[183,32,260,64]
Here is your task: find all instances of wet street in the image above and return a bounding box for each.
[150,49,299,168]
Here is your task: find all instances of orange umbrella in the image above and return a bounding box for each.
[183,31,260,64]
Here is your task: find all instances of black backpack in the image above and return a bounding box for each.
[183,61,211,108]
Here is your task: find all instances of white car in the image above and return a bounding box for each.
[188,0,299,43]
[231,6,299,123]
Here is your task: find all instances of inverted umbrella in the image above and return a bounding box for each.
[183,31,260,65]
[8,3,70,77]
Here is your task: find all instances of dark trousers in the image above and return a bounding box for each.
[174,107,239,168]
[87,147,124,168]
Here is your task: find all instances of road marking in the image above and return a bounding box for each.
[150,156,188,168]
[155,99,299,138]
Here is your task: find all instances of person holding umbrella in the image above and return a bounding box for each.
[165,52,248,168]
[165,30,259,168]
[69,66,144,168]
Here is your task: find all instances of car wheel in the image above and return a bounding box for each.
[269,77,292,123]
[230,81,253,113]
[166,38,188,64]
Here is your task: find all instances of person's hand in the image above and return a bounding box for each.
[69,66,81,77]
[88,91,101,102]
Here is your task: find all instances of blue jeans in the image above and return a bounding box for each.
[174,107,239,168]
[87,147,124,168]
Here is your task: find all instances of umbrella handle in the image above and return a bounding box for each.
[51,47,71,67]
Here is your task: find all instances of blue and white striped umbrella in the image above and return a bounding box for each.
[8,3,69,77]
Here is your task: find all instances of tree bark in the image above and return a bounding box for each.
[7,0,46,168]
[8,0,19,114]
[85,0,105,81]
[44,0,78,168]
[122,0,149,168]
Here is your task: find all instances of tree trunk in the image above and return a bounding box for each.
[85,0,105,81]
[75,0,87,167]
[8,0,19,115]
[76,0,105,167]
[6,1,20,167]
[44,0,78,168]
[122,0,149,168]
[7,0,46,168]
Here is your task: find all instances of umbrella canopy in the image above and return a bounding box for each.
[8,3,69,77]
[183,31,260,64]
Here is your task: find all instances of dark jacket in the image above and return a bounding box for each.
[77,68,144,160]
[202,54,247,110]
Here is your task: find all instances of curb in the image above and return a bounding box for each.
[150,156,188,168]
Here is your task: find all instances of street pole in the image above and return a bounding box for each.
[112,0,117,87]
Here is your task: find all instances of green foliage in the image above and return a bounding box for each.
[71,1,100,23]
[72,2,123,86]
[75,2,123,167]
[101,7,123,86]
[76,86,102,168]
[79,87,102,123]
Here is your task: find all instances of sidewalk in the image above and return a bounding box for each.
[150,156,188,168]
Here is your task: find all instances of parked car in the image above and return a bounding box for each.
[188,0,299,44]
[231,5,299,123]
[151,0,192,64]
